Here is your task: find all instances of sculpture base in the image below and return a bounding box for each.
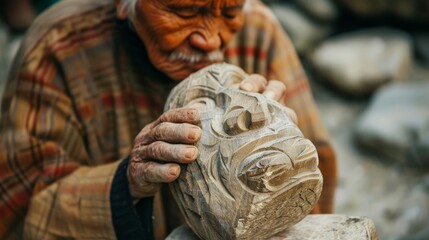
[166,214,378,240]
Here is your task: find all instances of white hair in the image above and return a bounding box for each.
[119,0,138,18]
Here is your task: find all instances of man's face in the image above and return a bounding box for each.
[125,0,245,81]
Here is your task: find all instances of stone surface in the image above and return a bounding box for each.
[268,3,331,54]
[335,0,429,24]
[355,81,429,168]
[295,0,338,22]
[310,28,412,95]
[166,215,378,240]
[415,33,429,65]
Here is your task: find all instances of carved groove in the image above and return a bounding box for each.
[165,63,323,240]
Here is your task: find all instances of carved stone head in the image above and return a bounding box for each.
[165,63,323,239]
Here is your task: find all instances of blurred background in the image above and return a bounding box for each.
[0,0,428,239]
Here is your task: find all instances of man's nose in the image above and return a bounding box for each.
[189,32,222,52]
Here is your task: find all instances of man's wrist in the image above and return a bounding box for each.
[110,156,154,239]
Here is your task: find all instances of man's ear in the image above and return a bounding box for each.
[115,0,129,19]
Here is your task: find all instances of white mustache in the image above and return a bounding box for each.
[168,50,224,64]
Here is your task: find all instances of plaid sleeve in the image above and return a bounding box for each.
[0,48,118,238]
[0,34,153,240]
[225,0,337,213]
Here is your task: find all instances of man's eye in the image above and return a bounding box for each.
[223,7,243,19]
[175,6,200,19]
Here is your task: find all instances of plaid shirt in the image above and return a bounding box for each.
[0,0,336,239]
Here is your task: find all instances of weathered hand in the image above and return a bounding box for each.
[239,74,286,101]
[239,74,297,123]
[128,108,201,199]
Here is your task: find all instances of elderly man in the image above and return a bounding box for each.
[0,0,336,239]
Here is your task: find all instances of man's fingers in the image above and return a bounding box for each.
[263,80,286,101]
[137,142,198,163]
[158,107,200,124]
[134,161,181,183]
[239,74,267,93]
[128,161,181,198]
[149,122,201,144]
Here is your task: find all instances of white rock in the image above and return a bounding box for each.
[355,81,429,167]
[269,3,331,54]
[295,0,338,22]
[311,28,412,95]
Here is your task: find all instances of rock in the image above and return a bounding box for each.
[335,0,429,25]
[415,33,429,65]
[295,0,338,22]
[396,229,429,240]
[355,81,429,168]
[268,3,331,54]
[310,28,412,95]
[167,215,378,240]
[334,0,387,16]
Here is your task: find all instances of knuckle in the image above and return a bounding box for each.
[161,108,199,123]
[181,108,199,121]
[128,161,139,178]
[142,161,155,175]
[148,141,165,159]
[152,123,169,140]
[252,74,267,84]
[270,80,286,90]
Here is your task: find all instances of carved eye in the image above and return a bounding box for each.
[222,5,243,19]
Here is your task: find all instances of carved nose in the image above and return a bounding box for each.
[190,32,222,52]
[223,107,266,135]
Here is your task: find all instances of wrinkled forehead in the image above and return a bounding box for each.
[159,0,246,8]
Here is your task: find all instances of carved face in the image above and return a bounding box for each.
[166,64,323,239]
[128,0,245,81]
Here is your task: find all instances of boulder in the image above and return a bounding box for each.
[415,33,429,65]
[268,3,331,54]
[355,81,429,168]
[295,0,338,22]
[335,0,429,25]
[310,28,412,95]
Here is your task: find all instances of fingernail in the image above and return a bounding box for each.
[185,147,197,160]
[264,91,276,100]
[240,82,253,92]
[188,127,201,141]
[169,166,180,176]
